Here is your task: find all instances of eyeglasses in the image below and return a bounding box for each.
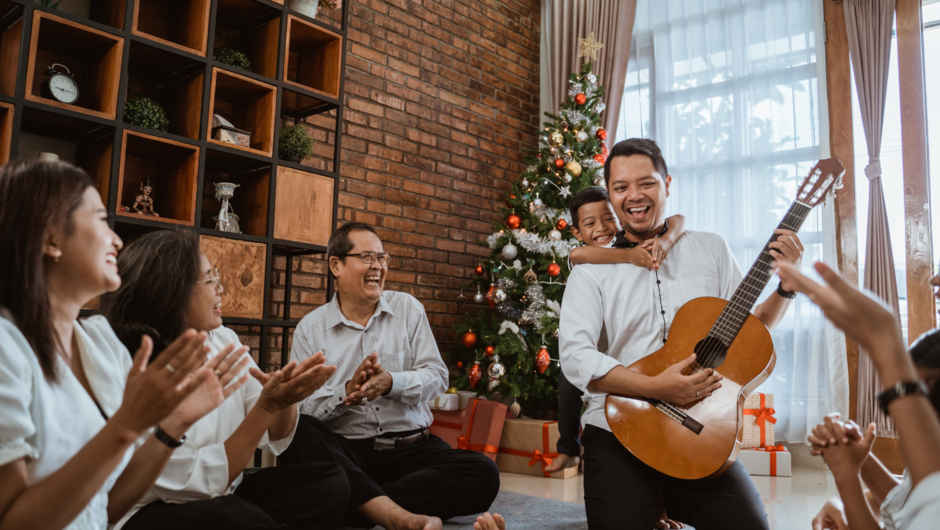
[199,266,221,288]
[337,251,390,267]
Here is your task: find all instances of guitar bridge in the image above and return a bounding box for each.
[652,400,704,435]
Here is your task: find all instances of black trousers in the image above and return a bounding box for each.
[582,425,769,530]
[557,370,584,457]
[279,415,500,528]
[122,461,350,530]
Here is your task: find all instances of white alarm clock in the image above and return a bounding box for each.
[39,63,79,105]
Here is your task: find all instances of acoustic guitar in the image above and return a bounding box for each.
[605,158,846,480]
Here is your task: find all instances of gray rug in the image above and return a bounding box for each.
[442,491,587,529]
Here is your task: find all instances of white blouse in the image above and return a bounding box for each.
[115,326,297,529]
[882,468,940,530]
[0,312,134,530]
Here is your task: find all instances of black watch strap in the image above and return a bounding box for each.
[154,425,186,448]
[877,380,930,415]
[776,281,797,300]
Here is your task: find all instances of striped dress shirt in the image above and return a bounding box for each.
[292,290,448,439]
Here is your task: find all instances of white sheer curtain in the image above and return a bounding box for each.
[615,0,848,444]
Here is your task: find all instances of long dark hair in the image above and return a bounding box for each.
[98,230,202,357]
[0,160,95,382]
[909,328,940,414]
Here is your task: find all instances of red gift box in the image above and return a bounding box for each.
[430,398,507,462]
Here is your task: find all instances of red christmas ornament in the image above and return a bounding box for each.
[547,262,561,277]
[469,362,482,388]
[556,219,568,230]
[536,153,543,159]
[462,330,478,348]
[457,361,464,368]
[575,93,587,106]
[484,345,495,356]
[596,128,607,141]
[554,158,565,170]
[536,347,551,374]
[486,284,496,309]
[506,214,521,230]
[593,154,606,165]
[474,265,485,276]
[602,143,609,157]
[504,193,516,207]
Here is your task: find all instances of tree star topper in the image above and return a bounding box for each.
[578,32,604,61]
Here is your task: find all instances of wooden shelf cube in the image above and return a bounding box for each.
[132,0,210,56]
[0,102,12,165]
[213,0,280,80]
[116,130,199,225]
[207,67,276,156]
[25,11,124,120]
[125,41,204,139]
[199,234,266,319]
[273,165,333,245]
[201,147,271,237]
[284,15,342,99]
[0,2,23,97]
[57,0,127,30]
[18,106,114,196]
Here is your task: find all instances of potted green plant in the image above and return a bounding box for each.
[123,97,169,133]
[213,48,251,72]
[278,123,315,163]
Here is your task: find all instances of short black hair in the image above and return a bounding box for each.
[327,222,380,262]
[568,186,610,229]
[909,328,940,414]
[604,138,669,188]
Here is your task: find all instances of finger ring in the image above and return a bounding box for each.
[214,369,223,378]
[361,397,368,405]
[695,390,700,398]
[165,364,176,374]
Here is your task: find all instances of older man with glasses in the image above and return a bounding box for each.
[280,222,500,530]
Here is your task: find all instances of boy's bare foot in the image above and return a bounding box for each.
[544,453,579,473]
[474,512,506,530]
[358,496,442,530]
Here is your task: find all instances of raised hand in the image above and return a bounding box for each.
[111,330,210,437]
[768,230,803,291]
[811,415,876,478]
[168,344,251,428]
[344,359,392,406]
[647,353,723,405]
[250,351,336,413]
[344,352,378,398]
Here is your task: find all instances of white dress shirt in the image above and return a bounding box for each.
[559,230,743,432]
[881,468,940,530]
[115,326,297,529]
[292,291,448,439]
[0,312,134,530]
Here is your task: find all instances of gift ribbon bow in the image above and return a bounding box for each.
[756,444,786,476]
[743,393,777,446]
[498,421,559,477]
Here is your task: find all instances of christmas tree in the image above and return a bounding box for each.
[449,59,609,415]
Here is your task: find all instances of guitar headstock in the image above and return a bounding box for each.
[796,158,846,207]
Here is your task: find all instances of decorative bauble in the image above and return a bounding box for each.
[484,345,495,356]
[596,128,607,141]
[556,219,568,230]
[565,160,582,178]
[547,262,561,277]
[575,93,587,105]
[553,158,565,170]
[469,362,482,388]
[461,330,478,348]
[536,347,551,374]
[595,101,606,113]
[487,379,500,391]
[504,194,516,207]
[486,284,496,309]
[553,329,559,338]
[548,229,562,242]
[473,286,485,303]
[602,142,609,156]
[594,175,604,186]
[593,154,606,164]
[474,265,484,276]
[575,130,589,143]
[501,243,518,260]
[509,400,522,417]
[532,196,543,209]
[506,214,521,230]
[456,361,464,368]
[586,73,597,83]
[521,177,529,188]
[487,354,506,378]
[456,292,466,307]
[524,269,537,284]
[493,288,507,303]
[549,130,564,146]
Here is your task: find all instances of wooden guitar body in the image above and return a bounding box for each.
[605,297,776,480]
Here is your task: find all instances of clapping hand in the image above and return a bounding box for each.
[806,413,876,479]
[250,351,336,414]
[344,353,393,406]
[169,344,252,428]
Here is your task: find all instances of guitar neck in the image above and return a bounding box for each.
[709,200,813,345]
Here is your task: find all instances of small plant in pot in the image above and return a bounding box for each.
[214,48,252,72]
[279,124,315,163]
[124,97,169,133]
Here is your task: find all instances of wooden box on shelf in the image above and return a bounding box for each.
[284,15,342,99]
[25,11,124,120]
[273,165,333,246]
[116,130,199,225]
[199,235,266,319]
[0,102,12,166]
[213,0,280,80]
[207,67,276,156]
[201,148,270,237]
[0,1,23,97]
[132,0,210,56]
[125,41,204,139]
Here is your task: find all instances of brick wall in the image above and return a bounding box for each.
[251,0,541,370]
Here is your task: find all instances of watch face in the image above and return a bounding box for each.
[50,75,79,104]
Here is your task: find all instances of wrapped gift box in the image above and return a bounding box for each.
[430,393,461,411]
[743,392,776,448]
[496,418,578,479]
[430,398,507,462]
[738,445,791,476]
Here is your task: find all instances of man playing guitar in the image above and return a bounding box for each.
[559,138,803,530]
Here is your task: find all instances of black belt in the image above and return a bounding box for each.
[363,428,430,451]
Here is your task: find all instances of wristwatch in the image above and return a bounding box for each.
[877,380,930,415]
[154,425,186,448]
[776,281,797,300]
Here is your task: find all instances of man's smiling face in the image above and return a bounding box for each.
[607,154,671,241]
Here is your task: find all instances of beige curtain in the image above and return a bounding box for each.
[542,0,637,136]
[845,0,899,438]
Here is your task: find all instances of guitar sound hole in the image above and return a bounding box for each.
[694,336,729,369]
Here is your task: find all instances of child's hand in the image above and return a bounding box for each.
[624,246,656,270]
[816,417,876,479]
[643,238,673,270]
